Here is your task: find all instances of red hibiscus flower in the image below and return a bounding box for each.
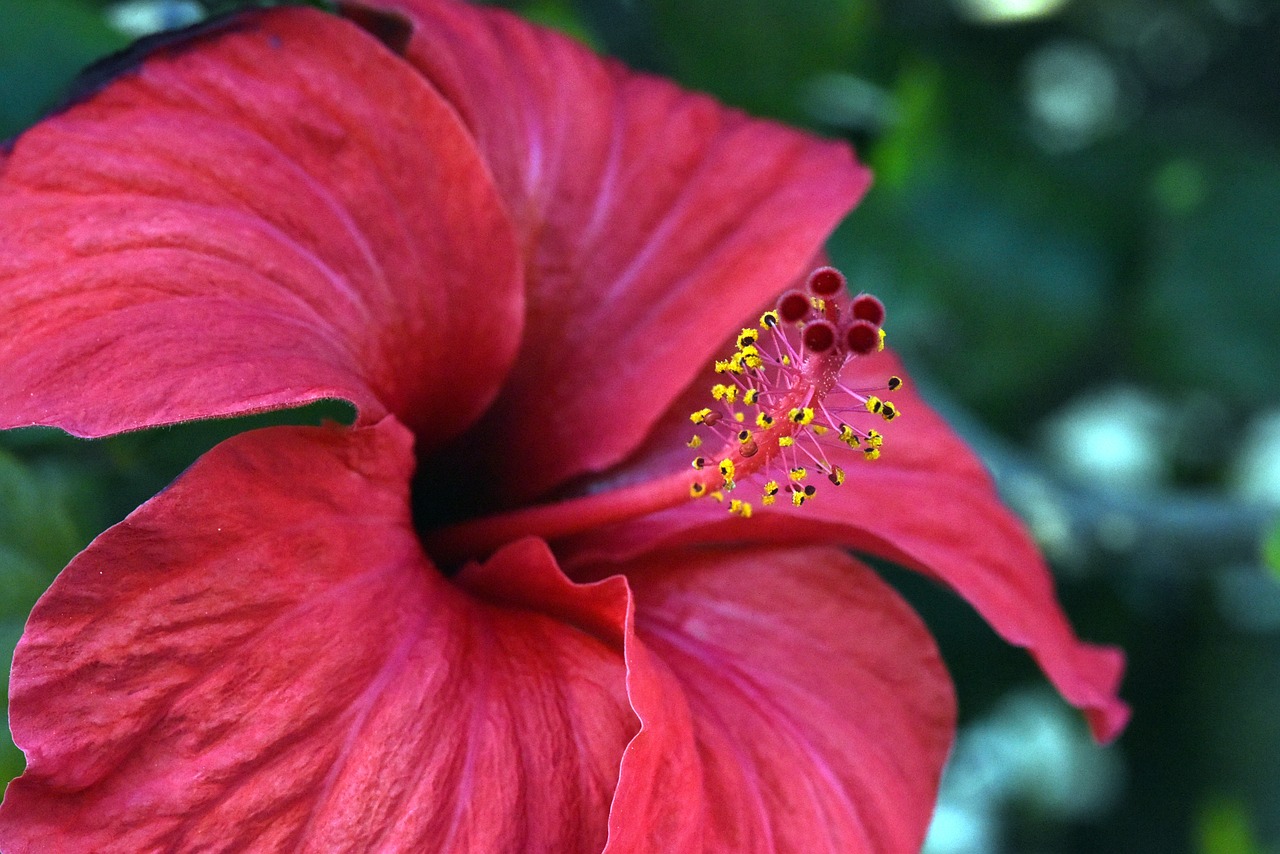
[0,1,1127,851]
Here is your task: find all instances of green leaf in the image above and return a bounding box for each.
[650,0,873,121]
[1197,797,1263,854]
[1138,152,1280,406]
[0,0,130,138]
[0,447,86,592]
[515,0,597,48]
[1264,519,1280,583]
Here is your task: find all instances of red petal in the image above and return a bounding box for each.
[391,0,871,498]
[0,421,641,853]
[605,546,955,852]
[560,349,1129,744]
[0,9,522,449]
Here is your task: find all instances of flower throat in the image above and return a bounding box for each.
[425,266,900,565]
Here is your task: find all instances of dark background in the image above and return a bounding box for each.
[2,1,1278,851]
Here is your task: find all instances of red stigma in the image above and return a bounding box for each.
[802,320,836,353]
[845,319,879,354]
[777,290,812,323]
[806,266,846,298]
[851,294,885,327]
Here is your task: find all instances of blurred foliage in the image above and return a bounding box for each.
[0,0,128,136]
[1266,520,1280,580]
[1199,798,1266,854]
[2,1,1279,852]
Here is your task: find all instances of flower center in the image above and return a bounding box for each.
[684,266,900,518]
[424,266,900,564]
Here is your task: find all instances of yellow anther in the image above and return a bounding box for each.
[828,466,846,486]
[881,401,898,421]
[737,429,753,444]
[710,490,725,502]
[878,328,886,351]
[719,458,736,484]
[687,434,703,449]
[887,375,903,391]
[789,467,807,482]
[691,408,713,424]
[743,388,760,405]
[692,456,707,470]
[711,383,730,401]
[762,494,777,506]
[714,360,734,374]
[865,396,883,415]
[788,407,815,426]
[779,436,795,447]
[756,412,775,429]
[866,429,883,448]
[690,481,707,498]
[811,297,826,311]
[791,489,805,507]
[760,310,779,328]
[838,424,859,447]
[763,480,780,498]
[738,348,763,370]
[734,412,745,423]
[863,447,881,461]
[728,499,753,518]
[781,355,791,366]
[812,424,829,435]
[737,328,760,348]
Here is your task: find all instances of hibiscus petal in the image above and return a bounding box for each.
[0,8,522,448]
[388,0,871,498]
[559,349,1129,744]
[0,421,642,853]
[602,546,955,853]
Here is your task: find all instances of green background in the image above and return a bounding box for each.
[2,1,1278,851]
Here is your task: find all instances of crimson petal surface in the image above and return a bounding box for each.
[0,8,522,448]
[0,422,640,853]
[600,546,955,853]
